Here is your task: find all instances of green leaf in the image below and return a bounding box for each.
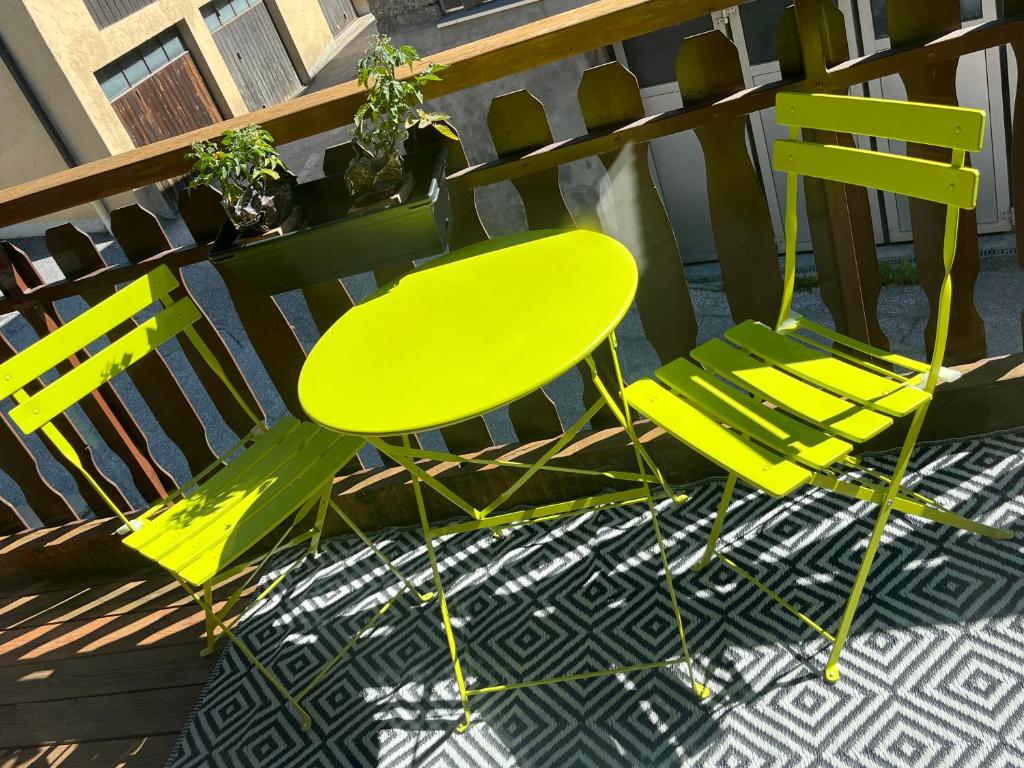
[432,122,459,141]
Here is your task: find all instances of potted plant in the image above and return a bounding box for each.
[186,125,297,237]
[199,36,457,295]
[344,36,456,207]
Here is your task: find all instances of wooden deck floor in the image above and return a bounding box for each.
[0,568,253,767]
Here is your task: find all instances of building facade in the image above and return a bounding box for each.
[0,0,370,236]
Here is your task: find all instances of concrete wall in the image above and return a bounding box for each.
[0,0,342,233]
[0,55,106,238]
[368,0,611,237]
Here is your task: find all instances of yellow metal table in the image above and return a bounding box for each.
[299,229,708,730]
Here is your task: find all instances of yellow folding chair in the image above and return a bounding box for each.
[622,92,1015,682]
[0,264,431,728]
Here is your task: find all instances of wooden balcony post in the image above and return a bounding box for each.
[676,30,783,325]
[889,0,987,363]
[578,62,698,363]
[780,0,888,348]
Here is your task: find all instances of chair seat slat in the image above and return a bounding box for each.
[725,321,930,417]
[124,417,306,553]
[691,338,892,443]
[625,378,811,498]
[655,357,851,470]
[147,431,358,586]
[131,420,319,564]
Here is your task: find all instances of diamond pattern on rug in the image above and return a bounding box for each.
[167,431,1024,767]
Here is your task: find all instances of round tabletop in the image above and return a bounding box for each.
[298,229,638,436]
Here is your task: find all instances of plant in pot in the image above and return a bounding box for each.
[198,37,457,296]
[186,125,297,238]
[345,35,457,210]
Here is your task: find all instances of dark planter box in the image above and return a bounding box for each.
[209,147,451,294]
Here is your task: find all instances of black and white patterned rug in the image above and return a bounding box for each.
[167,431,1024,767]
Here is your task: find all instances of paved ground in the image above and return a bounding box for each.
[276,16,377,184]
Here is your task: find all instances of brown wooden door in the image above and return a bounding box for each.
[110,54,222,147]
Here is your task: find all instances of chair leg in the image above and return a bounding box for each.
[693,473,738,573]
[407,443,473,734]
[201,580,217,658]
[610,342,709,700]
[647,500,710,699]
[330,497,435,603]
[824,407,928,683]
[308,484,330,557]
[206,602,313,731]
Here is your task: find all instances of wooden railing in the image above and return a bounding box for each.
[1,0,1023,538]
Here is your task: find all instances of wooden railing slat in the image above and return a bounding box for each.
[0,243,175,504]
[0,333,132,514]
[486,91,576,439]
[1008,0,1024,347]
[0,413,78,527]
[177,186,228,244]
[0,496,23,535]
[213,264,307,417]
[577,62,697,363]
[431,133,495,454]
[677,31,782,325]
[782,0,888,349]
[299,278,362,473]
[132,202,267,437]
[46,222,219,476]
[889,0,987,363]
[0,0,737,229]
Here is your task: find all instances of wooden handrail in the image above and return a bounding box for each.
[1,12,1021,317]
[0,0,734,229]
[449,14,1024,193]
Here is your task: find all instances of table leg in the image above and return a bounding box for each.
[587,332,710,699]
[405,434,474,732]
[370,374,709,733]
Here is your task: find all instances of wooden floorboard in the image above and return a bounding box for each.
[0,643,215,706]
[0,684,206,750]
[0,734,181,768]
[0,570,251,766]
[0,569,252,632]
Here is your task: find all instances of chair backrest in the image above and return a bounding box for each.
[0,265,198,432]
[771,92,985,384]
[0,264,258,523]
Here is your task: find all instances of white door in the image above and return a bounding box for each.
[852,0,1012,241]
[615,15,723,263]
